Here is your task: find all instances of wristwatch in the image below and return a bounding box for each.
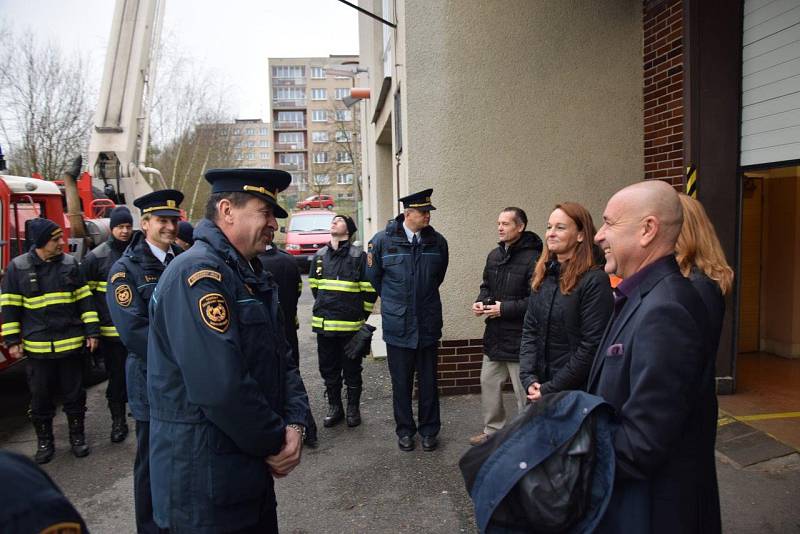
[287,423,306,441]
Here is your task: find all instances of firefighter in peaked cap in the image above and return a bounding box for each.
[0,217,100,464]
[366,188,449,452]
[147,169,309,532]
[106,189,184,533]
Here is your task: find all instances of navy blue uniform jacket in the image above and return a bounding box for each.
[146,219,309,531]
[366,214,448,349]
[587,256,719,534]
[107,231,181,422]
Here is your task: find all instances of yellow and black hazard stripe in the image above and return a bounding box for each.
[685,164,697,199]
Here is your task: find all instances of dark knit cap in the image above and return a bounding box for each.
[28,218,63,249]
[177,221,194,245]
[335,214,357,237]
[109,206,133,229]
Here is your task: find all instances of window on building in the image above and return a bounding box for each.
[259,140,269,148]
[312,131,329,143]
[235,152,243,160]
[278,132,304,148]
[311,67,326,79]
[246,152,255,160]
[337,173,354,185]
[259,127,268,135]
[279,153,304,167]
[233,141,242,148]
[311,88,327,100]
[337,192,355,200]
[334,88,349,100]
[336,151,352,163]
[272,65,305,79]
[232,128,240,135]
[244,128,255,135]
[277,111,304,126]
[311,110,328,122]
[335,131,352,143]
[313,151,328,163]
[219,128,228,136]
[246,140,255,148]
[334,109,352,122]
[291,173,306,186]
[260,152,269,160]
[313,174,330,185]
[274,87,306,101]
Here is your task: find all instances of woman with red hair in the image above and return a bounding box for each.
[519,202,613,400]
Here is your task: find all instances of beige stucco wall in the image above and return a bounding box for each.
[401,1,643,340]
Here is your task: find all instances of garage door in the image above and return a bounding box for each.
[741,0,800,167]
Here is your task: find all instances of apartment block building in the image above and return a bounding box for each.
[269,55,361,210]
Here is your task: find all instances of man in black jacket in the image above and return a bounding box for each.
[259,226,319,447]
[470,207,541,446]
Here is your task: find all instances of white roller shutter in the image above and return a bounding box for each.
[741,0,800,166]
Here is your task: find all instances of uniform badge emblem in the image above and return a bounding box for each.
[367,252,373,267]
[114,284,133,307]
[110,272,126,283]
[199,293,230,333]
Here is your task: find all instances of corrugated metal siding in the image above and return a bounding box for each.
[741,0,800,166]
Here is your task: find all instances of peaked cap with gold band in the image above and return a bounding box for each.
[399,188,436,211]
[204,168,291,218]
[133,189,184,217]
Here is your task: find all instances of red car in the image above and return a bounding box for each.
[296,194,334,210]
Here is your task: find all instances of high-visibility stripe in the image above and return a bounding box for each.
[363,301,374,312]
[311,316,364,332]
[73,285,92,300]
[0,293,23,306]
[308,278,320,288]
[314,279,361,293]
[100,326,119,337]
[23,336,85,353]
[88,280,108,293]
[81,311,100,323]
[359,281,376,292]
[1,322,21,336]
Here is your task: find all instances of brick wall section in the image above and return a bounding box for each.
[437,338,484,396]
[643,0,685,187]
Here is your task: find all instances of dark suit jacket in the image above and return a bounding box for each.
[587,256,720,534]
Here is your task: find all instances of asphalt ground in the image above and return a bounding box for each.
[0,274,798,532]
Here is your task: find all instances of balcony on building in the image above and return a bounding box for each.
[274,142,307,151]
[276,162,307,172]
[271,76,306,87]
[273,119,307,130]
[273,98,307,109]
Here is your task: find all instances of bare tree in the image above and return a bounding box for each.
[0,29,93,180]
[327,103,362,212]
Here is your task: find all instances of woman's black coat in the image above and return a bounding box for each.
[519,261,613,394]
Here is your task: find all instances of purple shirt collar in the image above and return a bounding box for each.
[615,254,675,299]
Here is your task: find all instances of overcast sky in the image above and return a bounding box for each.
[0,0,360,118]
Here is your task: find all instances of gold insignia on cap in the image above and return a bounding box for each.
[242,185,277,199]
[40,522,82,534]
[167,200,176,207]
[111,272,126,283]
[114,284,133,308]
[187,269,222,287]
[199,293,230,333]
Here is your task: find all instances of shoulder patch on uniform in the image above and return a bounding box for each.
[40,521,82,533]
[110,272,126,283]
[114,284,133,307]
[199,293,230,333]
[188,269,222,287]
[144,275,159,283]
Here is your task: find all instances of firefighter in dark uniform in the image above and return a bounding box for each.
[366,189,449,451]
[107,190,183,534]
[147,169,309,533]
[309,214,376,428]
[259,228,319,447]
[0,450,88,533]
[80,206,134,443]
[0,218,99,464]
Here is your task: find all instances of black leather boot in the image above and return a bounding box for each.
[67,414,90,458]
[109,402,129,443]
[346,387,362,427]
[323,387,344,428]
[33,419,55,465]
